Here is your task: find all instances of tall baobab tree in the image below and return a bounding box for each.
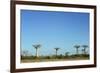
[54,48,60,58]
[82,45,88,54]
[74,45,80,55]
[32,44,41,58]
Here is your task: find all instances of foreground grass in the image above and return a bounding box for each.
[21,56,89,63]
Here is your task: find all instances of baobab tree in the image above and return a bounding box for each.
[32,44,41,58]
[54,48,60,58]
[74,45,80,55]
[82,45,88,54]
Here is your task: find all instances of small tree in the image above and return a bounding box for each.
[65,52,69,57]
[22,50,28,56]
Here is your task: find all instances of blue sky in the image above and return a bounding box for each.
[21,10,89,56]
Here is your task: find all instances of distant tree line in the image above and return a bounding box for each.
[21,44,89,60]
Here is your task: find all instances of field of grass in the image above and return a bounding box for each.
[21,54,89,63]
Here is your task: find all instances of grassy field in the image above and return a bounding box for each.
[21,58,89,63]
[21,54,89,63]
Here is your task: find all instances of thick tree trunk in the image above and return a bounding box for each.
[36,48,38,58]
[76,48,79,55]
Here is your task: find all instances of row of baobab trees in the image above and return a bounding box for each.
[30,44,89,58]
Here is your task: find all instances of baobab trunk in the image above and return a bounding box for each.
[83,48,86,54]
[56,50,57,58]
[76,48,79,55]
[36,48,38,58]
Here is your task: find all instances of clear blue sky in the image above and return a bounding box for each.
[21,9,89,56]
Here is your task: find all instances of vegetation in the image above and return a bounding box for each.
[21,44,89,63]
[82,45,88,54]
[74,45,80,55]
[32,44,41,58]
[54,48,60,58]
